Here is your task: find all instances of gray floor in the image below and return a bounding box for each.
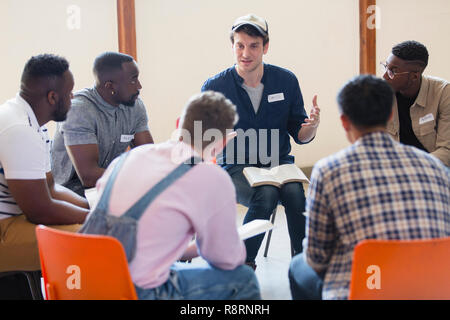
[191,204,294,300]
[237,204,293,300]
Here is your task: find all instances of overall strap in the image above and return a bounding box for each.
[95,152,131,212]
[123,156,201,220]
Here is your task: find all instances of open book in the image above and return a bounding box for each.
[243,164,309,188]
[238,219,274,240]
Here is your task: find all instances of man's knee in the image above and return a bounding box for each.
[47,223,82,233]
[251,185,279,208]
[280,183,305,209]
[232,265,261,299]
[0,216,81,272]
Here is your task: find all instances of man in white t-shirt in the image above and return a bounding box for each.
[0,54,89,272]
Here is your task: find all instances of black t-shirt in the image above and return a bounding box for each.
[396,92,427,152]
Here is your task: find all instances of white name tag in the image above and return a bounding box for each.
[120,134,135,143]
[419,113,434,125]
[268,93,285,103]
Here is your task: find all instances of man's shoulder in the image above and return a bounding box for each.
[132,97,147,113]
[401,143,450,173]
[73,87,97,103]
[423,75,449,87]
[265,63,296,76]
[0,98,30,132]
[202,66,235,89]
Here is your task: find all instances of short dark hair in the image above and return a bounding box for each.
[230,25,269,46]
[392,40,429,69]
[21,54,69,84]
[337,75,394,128]
[181,91,238,150]
[93,52,133,78]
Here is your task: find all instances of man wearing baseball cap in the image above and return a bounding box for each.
[202,14,320,270]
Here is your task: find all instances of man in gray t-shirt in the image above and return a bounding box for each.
[51,52,154,196]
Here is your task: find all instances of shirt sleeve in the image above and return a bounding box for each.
[432,84,450,166]
[304,164,336,273]
[62,97,98,146]
[134,99,150,133]
[0,125,47,180]
[193,166,246,269]
[287,75,309,144]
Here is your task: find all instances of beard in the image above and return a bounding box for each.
[53,100,69,122]
[122,92,139,107]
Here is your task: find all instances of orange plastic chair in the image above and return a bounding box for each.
[35,225,137,300]
[348,237,450,300]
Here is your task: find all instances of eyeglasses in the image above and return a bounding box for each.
[380,62,412,79]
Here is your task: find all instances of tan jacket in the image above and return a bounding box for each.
[387,75,450,167]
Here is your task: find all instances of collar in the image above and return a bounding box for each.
[92,87,126,113]
[77,87,130,116]
[414,75,430,108]
[170,141,203,164]
[231,63,268,85]
[356,131,395,147]
[16,93,40,130]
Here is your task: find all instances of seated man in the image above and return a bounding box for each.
[382,40,449,166]
[93,91,260,300]
[0,54,89,272]
[201,14,320,269]
[51,52,154,197]
[289,75,449,300]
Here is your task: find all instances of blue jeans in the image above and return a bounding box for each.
[135,262,261,300]
[229,165,306,262]
[288,253,324,300]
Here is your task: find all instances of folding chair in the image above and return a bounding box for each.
[0,270,43,300]
[348,237,450,300]
[35,225,137,300]
[263,206,294,257]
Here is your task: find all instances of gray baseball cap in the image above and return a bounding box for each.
[231,14,268,37]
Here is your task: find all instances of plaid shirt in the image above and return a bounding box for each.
[304,131,450,300]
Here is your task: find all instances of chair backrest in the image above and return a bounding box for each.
[35,225,137,300]
[348,237,450,300]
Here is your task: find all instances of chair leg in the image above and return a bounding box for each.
[263,207,277,257]
[0,270,43,300]
[24,271,43,300]
[290,240,295,257]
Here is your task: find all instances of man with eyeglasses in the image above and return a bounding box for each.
[381,40,449,166]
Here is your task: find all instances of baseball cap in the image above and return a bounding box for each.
[231,14,268,37]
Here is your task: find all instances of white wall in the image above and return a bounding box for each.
[135,0,359,167]
[376,0,450,81]
[1,1,448,167]
[0,0,118,136]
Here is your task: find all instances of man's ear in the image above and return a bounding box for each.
[224,131,237,146]
[340,114,351,132]
[202,131,237,162]
[47,90,58,106]
[104,81,114,90]
[263,41,269,55]
[412,71,422,82]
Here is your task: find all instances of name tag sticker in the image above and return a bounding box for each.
[419,113,434,125]
[120,134,135,143]
[268,93,285,103]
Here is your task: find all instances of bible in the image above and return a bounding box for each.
[243,164,309,188]
[238,219,274,240]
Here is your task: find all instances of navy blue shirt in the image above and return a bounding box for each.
[202,64,308,171]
